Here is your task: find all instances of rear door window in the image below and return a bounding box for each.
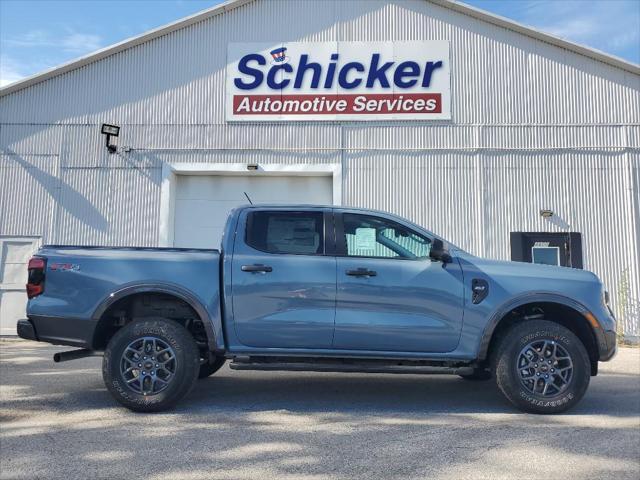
[246,211,324,255]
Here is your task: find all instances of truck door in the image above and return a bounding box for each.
[231,208,336,349]
[333,212,465,353]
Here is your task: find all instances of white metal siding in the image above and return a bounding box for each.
[0,0,639,336]
[0,155,58,240]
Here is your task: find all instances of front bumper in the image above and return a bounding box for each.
[600,328,617,361]
[595,307,617,362]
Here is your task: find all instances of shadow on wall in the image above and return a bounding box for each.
[5,148,109,234]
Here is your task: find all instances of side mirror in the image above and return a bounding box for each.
[429,238,452,264]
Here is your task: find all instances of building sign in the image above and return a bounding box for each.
[226,42,451,121]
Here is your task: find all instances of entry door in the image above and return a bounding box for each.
[510,232,583,268]
[0,237,41,335]
[231,209,336,349]
[333,213,465,353]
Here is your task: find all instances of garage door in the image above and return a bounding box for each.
[174,174,333,248]
[0,237,41,335]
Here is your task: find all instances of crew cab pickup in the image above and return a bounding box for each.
[19,205,617,413]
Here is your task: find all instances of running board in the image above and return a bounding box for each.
[230,357,474,376]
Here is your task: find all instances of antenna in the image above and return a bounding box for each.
[244,192,253,205]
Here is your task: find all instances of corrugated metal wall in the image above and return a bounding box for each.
[0,0,639,336]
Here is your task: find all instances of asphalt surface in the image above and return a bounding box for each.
[0,340,639,480]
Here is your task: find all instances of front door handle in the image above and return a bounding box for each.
[241,264,273,273]
[346,268,377,277]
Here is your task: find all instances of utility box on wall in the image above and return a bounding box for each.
[510,232,583,269]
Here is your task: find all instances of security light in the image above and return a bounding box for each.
[101,123,120,153]
[540,209,554,218]
[101,124,120,136]
[247,164,259,170]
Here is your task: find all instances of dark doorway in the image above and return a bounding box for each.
[510,232,583,269]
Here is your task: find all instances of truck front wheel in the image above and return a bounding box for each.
[102,318,200,412]
[493,320,591,414]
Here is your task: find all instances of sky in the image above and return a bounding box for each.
[1,0,639,87]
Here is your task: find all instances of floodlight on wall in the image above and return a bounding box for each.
[247,164,259,171]
[101,123,120,153]
[540,209,554,218]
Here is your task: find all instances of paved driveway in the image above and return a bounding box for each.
[1,340,639,480]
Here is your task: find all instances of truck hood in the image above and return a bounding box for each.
[457,253,600,284]
[454,252,604,311]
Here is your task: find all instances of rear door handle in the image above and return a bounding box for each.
[241,264,273,273]
[346,268,377,277]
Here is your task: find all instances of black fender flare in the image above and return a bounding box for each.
[477,292,604,361]
[92,283,217,351]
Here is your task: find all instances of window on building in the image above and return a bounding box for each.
[341,213,431,259]
[531,246,560,266]
[246,211,324,255]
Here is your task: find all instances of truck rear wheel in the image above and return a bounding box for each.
[102,318,199,412]
[493,320,591,414]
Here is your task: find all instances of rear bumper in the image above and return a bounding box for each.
[20,315,96,349]
[17,319,37,341]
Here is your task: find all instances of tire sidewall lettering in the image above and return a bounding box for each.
[519,330,570,347]
[102,318,199,411]
[495,320,591,414]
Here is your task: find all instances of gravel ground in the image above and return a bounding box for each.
[0,339,639,480]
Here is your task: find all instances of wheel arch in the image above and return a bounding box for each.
[91,283,217,351]
[478,293,604,374]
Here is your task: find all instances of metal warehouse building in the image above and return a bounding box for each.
[0,0,639,339]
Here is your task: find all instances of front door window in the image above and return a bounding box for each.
[341,213,432,259]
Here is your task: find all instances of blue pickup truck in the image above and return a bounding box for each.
[19,205,617,413]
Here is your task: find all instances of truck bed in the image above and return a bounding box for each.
[41,245,219,253]
[25,245,222,349]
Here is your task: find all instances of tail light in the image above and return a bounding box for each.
[27,256,46,299]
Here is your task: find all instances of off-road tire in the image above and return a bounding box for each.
[493,320,591,414]
[198,356,226,379]
[103,317,200,412]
